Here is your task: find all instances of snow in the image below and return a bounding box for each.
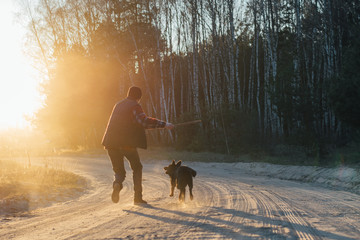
[232,162,360,194]
[1,156,359,239]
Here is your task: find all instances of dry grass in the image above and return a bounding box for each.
[0,159,86,215]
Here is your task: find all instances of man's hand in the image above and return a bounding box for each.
[165,123,175,130]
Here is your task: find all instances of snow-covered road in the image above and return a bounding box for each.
[1,156,359,239]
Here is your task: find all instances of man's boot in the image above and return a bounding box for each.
[133,166,146,205]
[134,198,147,205]
[134,193,147,205]
[112,182,122,203]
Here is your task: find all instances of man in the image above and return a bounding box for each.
[102,86,174,205]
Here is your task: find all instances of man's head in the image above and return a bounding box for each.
[127,86,142,101]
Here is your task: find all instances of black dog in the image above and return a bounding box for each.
[164,160,196,202]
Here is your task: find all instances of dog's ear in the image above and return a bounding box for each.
[164,167,168,170]
[171,159,175,165]
[176,160,182,167]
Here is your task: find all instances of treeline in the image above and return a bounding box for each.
[22,0,360,158]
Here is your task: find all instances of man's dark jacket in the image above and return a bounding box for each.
[102,98,147,149]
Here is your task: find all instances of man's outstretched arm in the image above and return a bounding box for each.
[133,105,173,129]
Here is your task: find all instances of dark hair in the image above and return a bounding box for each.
[127,86,142,100]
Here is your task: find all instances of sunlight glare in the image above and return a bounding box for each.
[0,0,42,130]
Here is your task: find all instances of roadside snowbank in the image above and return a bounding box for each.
[233,162,360,194]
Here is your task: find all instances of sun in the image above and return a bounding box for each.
[0,1,42,130]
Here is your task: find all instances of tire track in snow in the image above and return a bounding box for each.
[179,177,236,239]
[260,190,321,240]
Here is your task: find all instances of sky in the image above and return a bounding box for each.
[0,0,42,130]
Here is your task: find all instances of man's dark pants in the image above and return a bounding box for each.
[107,147,143,199]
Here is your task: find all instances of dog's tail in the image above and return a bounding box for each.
[191,169,197,177]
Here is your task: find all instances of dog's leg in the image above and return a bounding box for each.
[179,188,185,202]
[170,185,175,197]
[170,178,176,197]
[189,186,194,200]
[189,178,194,200]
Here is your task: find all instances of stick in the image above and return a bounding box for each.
[174,119,202,127]
[146,119,202,131]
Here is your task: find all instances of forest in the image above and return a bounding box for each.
[21,0,360,164]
